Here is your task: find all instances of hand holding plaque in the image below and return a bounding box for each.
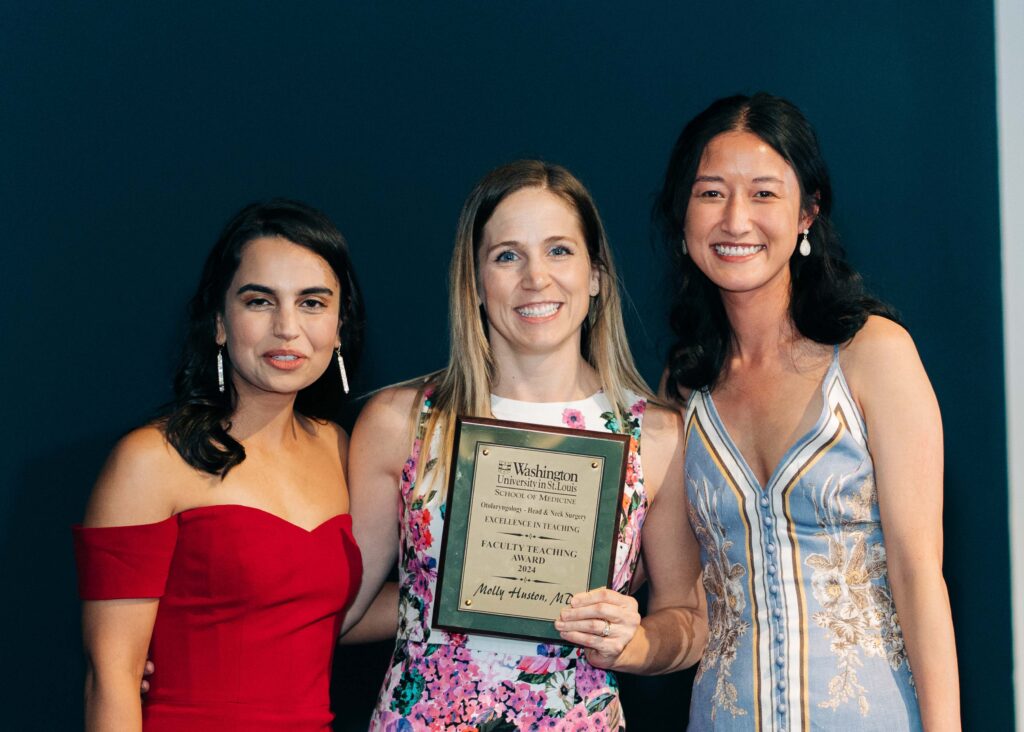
[433,417,628,642]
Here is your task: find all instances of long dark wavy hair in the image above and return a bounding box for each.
[162,199,365,476]
[655,92,898,396]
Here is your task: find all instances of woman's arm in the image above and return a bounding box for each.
[846,316,960,730]
[557,405,707,673]
[338,582,399,644]
[341,387,417,634]
[81,427,179,731]
[83,599,159,731]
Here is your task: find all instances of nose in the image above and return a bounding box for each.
[522,255,551,290]
[272,305,300,340]
[721,195,752,237]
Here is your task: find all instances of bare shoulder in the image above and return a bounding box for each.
[845,315,917,359]
[641,401,685,443]
[841,316,936,418]
[349,384,423,480]
[842,316,923,384]
[637,402,685,504]
[310,419,350,463]
[353,385,423,439]
[83,424,192,527]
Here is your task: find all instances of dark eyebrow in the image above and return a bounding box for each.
[235,284,335,296]
[237,284,274,295]
[694,175,785,184]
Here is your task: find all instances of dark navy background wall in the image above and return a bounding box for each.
[2,2,1008,728]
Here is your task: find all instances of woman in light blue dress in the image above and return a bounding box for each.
[656,93,959,730]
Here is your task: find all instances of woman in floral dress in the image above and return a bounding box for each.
[344,160,708,730]
[656,93,959,730]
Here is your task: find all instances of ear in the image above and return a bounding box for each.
[215,313,226,346]
[589,266,600,298]
[801,194,821,231]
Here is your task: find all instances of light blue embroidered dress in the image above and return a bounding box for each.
[683,347,920,731]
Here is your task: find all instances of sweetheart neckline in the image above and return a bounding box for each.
[175,504,351,533]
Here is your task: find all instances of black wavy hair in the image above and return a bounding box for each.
[655,92,898,395]
[162,199,365,476]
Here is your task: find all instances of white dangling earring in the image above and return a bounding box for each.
[799,229,811,257]
[217,348,225,393]
[681,237,688,256]
[336,348,349,394]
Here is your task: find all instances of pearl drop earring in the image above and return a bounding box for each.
[799,229,811,257]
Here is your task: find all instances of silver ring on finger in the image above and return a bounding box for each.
[601,619,611,637]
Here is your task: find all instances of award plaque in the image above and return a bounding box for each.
[433,416,629,642]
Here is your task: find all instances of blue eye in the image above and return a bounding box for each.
[550,244,572,256]
[495,250,518,263]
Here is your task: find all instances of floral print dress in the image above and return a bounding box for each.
[370,390,649,732]
[683,346,920,731]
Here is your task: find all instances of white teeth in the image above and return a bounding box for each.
[714,244,764,256]
[271,355,298,361]
[516,303,560,317]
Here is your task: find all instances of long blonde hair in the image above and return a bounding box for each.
[415,160,651,491]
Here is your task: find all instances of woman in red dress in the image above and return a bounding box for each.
[73,200,366,731]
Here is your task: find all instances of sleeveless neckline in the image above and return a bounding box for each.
[700,348,842,492]
[490,389,605,410]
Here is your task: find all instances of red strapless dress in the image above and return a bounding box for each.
[73,505,362,731]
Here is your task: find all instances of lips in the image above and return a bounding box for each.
[713,243,765,257]
[515,302,561,318]
[263,350,307,370]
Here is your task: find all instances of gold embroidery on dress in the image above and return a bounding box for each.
[690,477,749,720]
[805,473,912,716]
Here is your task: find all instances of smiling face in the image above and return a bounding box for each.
[216,236,342,399]
[684,130,814,296]
[476,186,600,360]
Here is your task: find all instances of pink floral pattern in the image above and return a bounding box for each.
[562,408,586,429]
[371,391,648,731]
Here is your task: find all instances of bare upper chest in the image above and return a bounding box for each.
[709,357,832,488]
[175,432,349,528]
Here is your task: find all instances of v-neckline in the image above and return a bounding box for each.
[701,350,840,493]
